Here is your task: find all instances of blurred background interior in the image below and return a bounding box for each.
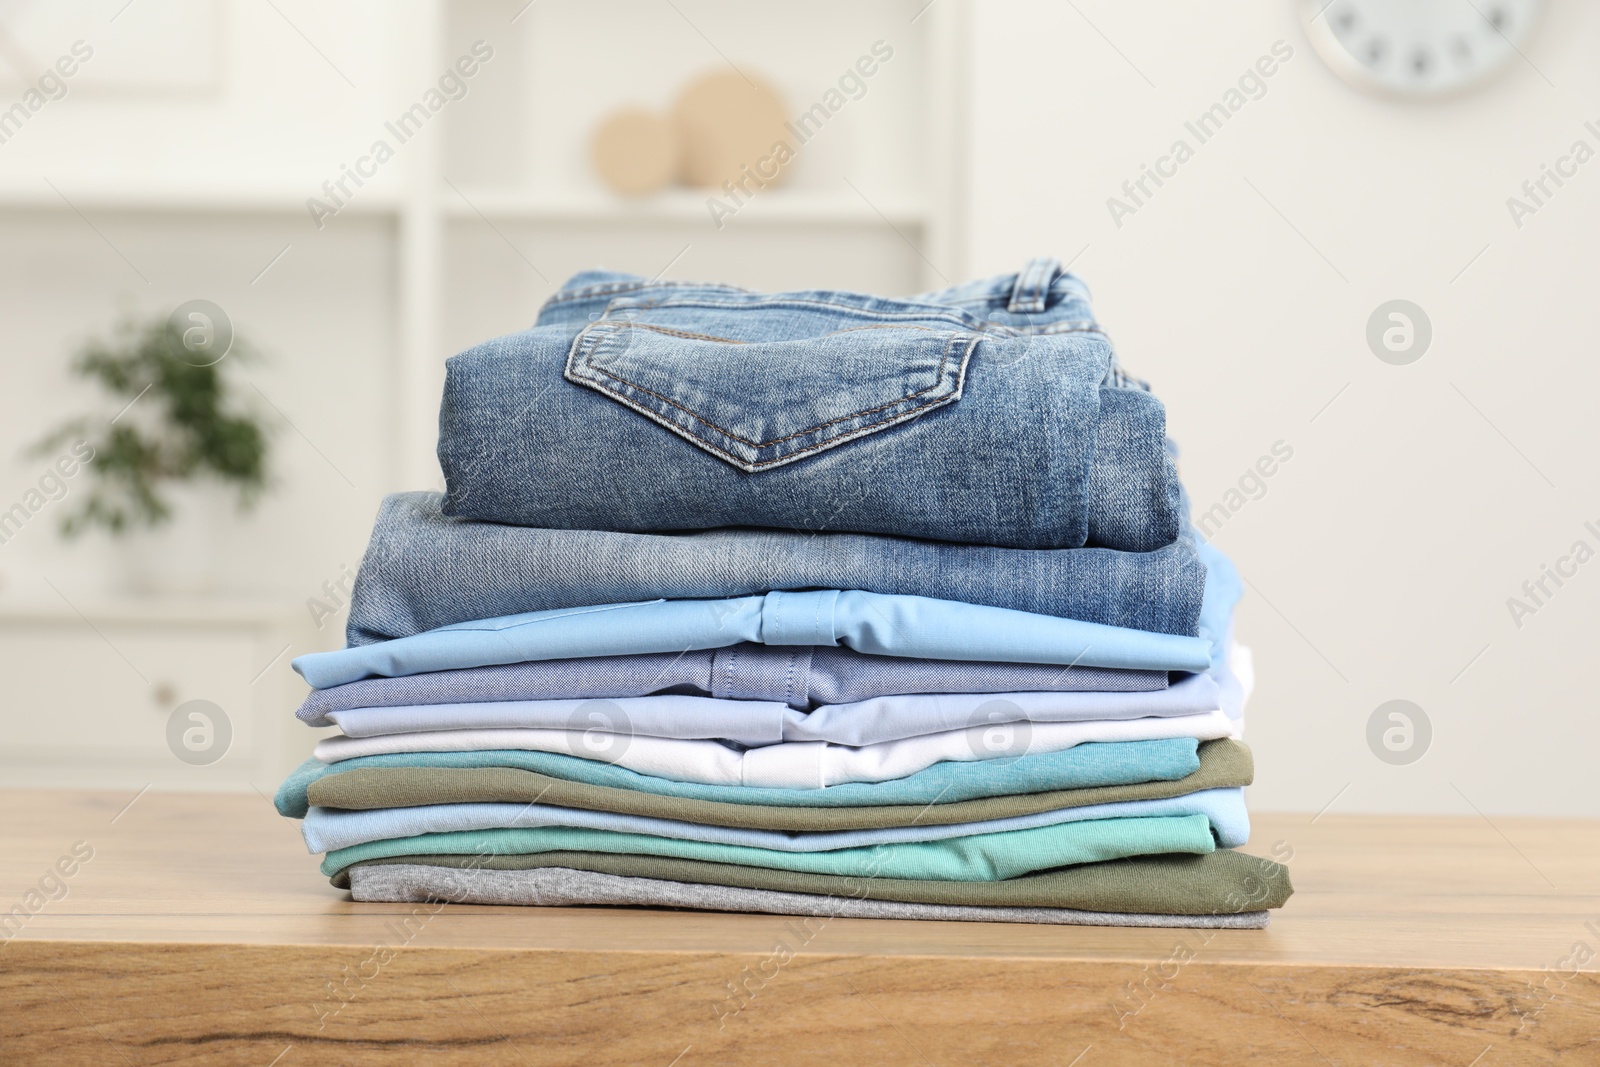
[0,0,1593,817]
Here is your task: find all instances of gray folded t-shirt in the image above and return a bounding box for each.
[349,863,1270,929]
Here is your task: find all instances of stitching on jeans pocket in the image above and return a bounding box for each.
[576,333,975,470]
[565,303,979,471]
[577,328,962,449]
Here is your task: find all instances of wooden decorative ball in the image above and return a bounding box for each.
[672,70,791,191]
[589,108,680,197]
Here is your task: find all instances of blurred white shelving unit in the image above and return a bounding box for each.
[0,597,323,791]
[0,0,968,491]
[0,0,969,786]
[0,180,404,215]
[437,187,931,226]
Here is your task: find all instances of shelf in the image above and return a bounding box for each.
[0,182,928,228]
[0,180,404,216]
[0,593,302,626]
[441,186,930,227]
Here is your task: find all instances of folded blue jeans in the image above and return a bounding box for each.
[436,257,1180,552]
[344,492,1206,645]
[295,645,1165,726]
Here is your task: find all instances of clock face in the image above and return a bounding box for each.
[1301,0,1544,97]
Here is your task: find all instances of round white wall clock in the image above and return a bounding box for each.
[1300,0,1544,97]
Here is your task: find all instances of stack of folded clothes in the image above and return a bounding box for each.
[273,257,1292,927]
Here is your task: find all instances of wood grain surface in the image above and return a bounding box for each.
[2,788,1597,1065]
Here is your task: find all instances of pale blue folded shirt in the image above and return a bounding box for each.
[302,786,1248,854]
[1194,540,1239,674]
[294,588,1213,690]
[325,673,1223,748]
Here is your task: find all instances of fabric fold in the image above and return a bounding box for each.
[295,644,1168,725]
[304,739,1254,832]
[332,848,1294,915]
[349,864,1269,928]
[274,736,1206,819]
[339,493,1206,646]
[311,710,1238,789]
[319,813,1219,881]
[303,786,1249,853]
[322,675,1221,747]
[305,579,1212,687]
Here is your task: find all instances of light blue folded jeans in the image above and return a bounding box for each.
[344,492,1206,645]
[437,257,1180,552]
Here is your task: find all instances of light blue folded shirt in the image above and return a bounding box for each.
[1197,539,1240,675]
[274,736,1203,819]
[293,589,1213,690]
[324,673,1223,748]
[301,786,1248,854]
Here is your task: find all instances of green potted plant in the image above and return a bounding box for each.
[32,311,271,592]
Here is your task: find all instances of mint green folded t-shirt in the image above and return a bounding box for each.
[320,813,1216,881]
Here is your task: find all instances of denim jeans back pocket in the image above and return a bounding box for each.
[564,293,981,471]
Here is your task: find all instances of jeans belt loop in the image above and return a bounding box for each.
[1006,256,1063,314]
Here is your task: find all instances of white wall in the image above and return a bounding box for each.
[963,0,1600,816]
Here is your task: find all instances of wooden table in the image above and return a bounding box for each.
[1,789,1596,1065]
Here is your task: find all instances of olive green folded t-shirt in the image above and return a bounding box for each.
[308,738,1252,833]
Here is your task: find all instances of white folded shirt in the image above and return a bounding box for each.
[312,708,1240,789]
